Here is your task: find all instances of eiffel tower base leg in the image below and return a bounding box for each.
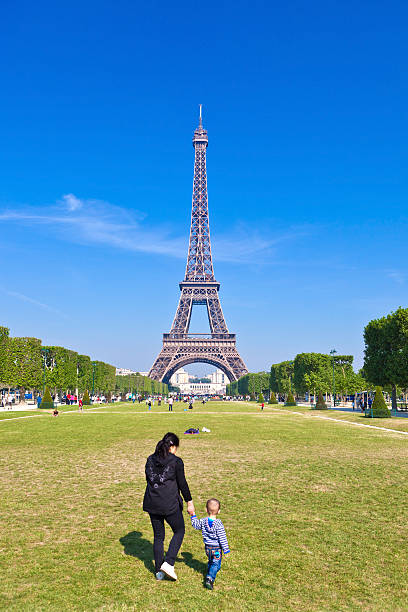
[149,335,247,384]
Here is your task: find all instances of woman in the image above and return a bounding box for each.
[143,432,195,581]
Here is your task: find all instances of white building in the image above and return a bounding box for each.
[169,368,190,386]
[169,368,227,395]
[209,369,226,386]
[116,368,138,376]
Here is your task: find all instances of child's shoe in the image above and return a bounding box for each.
[205,577,214,590]
[155,571,165,580]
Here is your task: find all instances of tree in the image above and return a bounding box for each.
[43,347,78,394]
[369,386,390,418]
[270,361,294,395]
[285,392,296,406]
[0,327,10,387]
[294,353,332,395]
[258,392,264,403]
[364,308,408,412]
[313,392,328,410]
[78,355,92,394]
[4,337,42,397]
[40,386,54,409]
[82,390,91,405]
[268,391,278,404]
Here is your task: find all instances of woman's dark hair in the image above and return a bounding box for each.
[155,432,180,458]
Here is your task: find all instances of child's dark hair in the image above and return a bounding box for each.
[206,498,221,512]
[155,432,180,458]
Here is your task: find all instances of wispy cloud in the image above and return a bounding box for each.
[60,193,82,211]
[213,222,313,264]
[387,270,405,285]
[0,195,310,264]
[3,290,69,319]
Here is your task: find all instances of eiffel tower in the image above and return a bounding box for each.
[149,107,248,384]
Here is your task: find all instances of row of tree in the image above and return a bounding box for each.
[0,326,168,399]
[227,307,408,405]
[226,371,269,397]
[115,373,168,396]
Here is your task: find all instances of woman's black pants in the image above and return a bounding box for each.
[149,509,185,572]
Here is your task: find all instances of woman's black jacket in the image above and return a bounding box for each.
[143,452,192,516]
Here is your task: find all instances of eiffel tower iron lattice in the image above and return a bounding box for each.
[149,107,248,384]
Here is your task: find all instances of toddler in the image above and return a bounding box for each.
[190,498,230,590]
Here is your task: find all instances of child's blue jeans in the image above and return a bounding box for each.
[205,545,222,581]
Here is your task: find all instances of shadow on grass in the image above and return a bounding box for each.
[179,551,207,577]
[119,531,155,575]
[119,531,207,578]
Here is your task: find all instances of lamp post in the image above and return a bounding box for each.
[330,349,337,408]
[92,361,97,401]
[41,348,49,395]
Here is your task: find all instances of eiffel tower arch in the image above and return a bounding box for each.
[149,107,248,384]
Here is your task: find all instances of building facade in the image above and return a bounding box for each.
[169,368,226,396]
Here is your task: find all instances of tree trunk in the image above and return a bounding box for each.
[392,384,397,413]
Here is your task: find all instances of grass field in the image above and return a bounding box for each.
[1,401,407,611]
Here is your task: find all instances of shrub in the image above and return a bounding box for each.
[250,392,256,401]
[313,392,328,410]
[285,392,296,406]
[258,393,265,403]
[369,386,390,418]
[82,390,91,405]
[39,386,54,410]
[269,392,278,404]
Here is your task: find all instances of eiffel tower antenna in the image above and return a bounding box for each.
[149,109,248,383]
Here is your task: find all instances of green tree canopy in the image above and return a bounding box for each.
[370,386,390,418]
[270,361,294,395]
[40,386,54,409]
[364,307,408,410]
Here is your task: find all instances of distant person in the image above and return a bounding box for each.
[52,407,59,417]
[78,398,83,412]
[188,401,193,410]
[148,399,152,411]
[143,433,195,581]
[37,395,42,409]
[190,498,230,590]
[168,397,173,412]
[260,402,264,411]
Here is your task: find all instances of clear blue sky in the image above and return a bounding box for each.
[1,0,407,375]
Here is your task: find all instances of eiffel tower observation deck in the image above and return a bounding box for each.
[149,107,248,384]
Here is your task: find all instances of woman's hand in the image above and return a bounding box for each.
[187,501,195,516]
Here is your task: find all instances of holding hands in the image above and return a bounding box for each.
[187,500,195,516]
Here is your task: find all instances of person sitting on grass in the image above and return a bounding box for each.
[190,498,230,590]
[52,407,59,417]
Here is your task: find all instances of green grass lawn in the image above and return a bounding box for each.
[1,401,407,611]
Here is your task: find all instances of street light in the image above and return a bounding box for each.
[92,361,97,401]
[330,349,337,408]
[41,348,49,395]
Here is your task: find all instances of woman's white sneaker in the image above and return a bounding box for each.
[160,562,177,580]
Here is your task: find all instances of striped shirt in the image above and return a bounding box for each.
[191,516,230,553]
